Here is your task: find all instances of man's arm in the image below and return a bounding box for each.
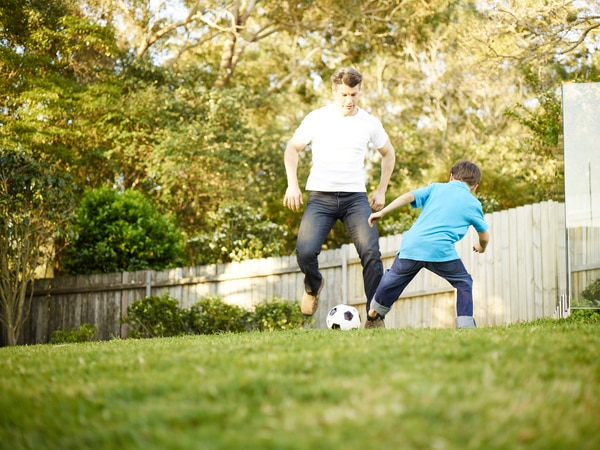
[370,138,395,211]
[283,137,307,212]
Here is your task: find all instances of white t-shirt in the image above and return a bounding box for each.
[292,105,389,192]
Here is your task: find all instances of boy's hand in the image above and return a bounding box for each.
[368,212,383,227]
[472,244,485,253]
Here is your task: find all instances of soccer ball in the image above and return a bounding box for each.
[326,304,361,330]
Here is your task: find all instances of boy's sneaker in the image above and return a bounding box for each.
[364,313,385,329]
[300,279,324,315]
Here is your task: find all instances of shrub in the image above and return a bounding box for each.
[252,298,310,331]
[61,187,183,275]
[121,294,306,338]
[581,279,600,308]
[122,295,189,339]
[567,309,600,324]
[188,296,252,334]
[50,324,97,344]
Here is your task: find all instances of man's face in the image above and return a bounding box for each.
[332,83,360,116]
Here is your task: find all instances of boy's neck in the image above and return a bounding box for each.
[449,175,477,193]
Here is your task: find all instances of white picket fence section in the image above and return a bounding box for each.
[20,200,581,344]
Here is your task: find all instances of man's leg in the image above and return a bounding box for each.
[296,192,337,295]
[341,193,383,309]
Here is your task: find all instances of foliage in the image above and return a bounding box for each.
[3,0,600,266]
[50,323,97,344]
[567,308,600,324]
[187,203,289,265]
[187,296,252,335]
[505,83,565,203]
[121,295,308,338]
[95,73,266,233]
[580,278,600,309]
[60,187,184,275]
[0,149,77,346]
[0,0,120,176]
[122,295,189,339]
[377,211,417,237]
[251,298,310,331]
[0,324,599,449]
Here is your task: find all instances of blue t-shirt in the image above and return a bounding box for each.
[398,180,489,262]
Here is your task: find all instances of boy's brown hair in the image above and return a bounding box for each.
[450,160,481,187]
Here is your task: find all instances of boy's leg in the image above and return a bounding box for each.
[369,258,423,318]
[426,259,476,328]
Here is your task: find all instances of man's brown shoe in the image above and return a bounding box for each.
[300,279,324,315]
[364,313,385,329]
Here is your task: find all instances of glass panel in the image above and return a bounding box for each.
[562,83,600,308]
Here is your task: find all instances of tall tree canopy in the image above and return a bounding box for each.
[2,0,599,269]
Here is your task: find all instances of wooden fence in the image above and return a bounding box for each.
[7,200,594,345]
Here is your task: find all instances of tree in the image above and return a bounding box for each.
[5,0,599,268]
[455,0,600,207]
[0,0,121,183]
[0,150,77,346]
[187,202,289,265]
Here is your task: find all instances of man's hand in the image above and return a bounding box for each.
[369,189,385,211]
[283,185,303,211]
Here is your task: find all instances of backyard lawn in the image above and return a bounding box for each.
[1,313,598,449]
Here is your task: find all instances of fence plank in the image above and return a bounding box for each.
[532,203,544,318]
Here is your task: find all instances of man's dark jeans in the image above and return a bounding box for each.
[296,192,383,306]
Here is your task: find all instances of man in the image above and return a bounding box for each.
[283,67,396,316]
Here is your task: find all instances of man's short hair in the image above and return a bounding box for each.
[331,67,363,88]
[450,160,482,186]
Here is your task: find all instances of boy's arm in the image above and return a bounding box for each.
[473,230,489,253]
[368,192,415,227]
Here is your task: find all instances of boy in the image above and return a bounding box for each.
[365,160,489,329]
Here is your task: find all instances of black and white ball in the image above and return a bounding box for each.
[326,304,361,330]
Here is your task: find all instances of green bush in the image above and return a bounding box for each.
[121,294,306,338]
[252,298,310,331]
[188,296,252,334]
[567,309,600,324]
[581,279,600,308]
[122,295,189,339]
[61,187,183,275]
[50,324,97,344]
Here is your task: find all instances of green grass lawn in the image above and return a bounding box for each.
[1,315,599,450]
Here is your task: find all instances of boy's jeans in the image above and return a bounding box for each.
[296,192,383,306]
[370,258,474,318]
